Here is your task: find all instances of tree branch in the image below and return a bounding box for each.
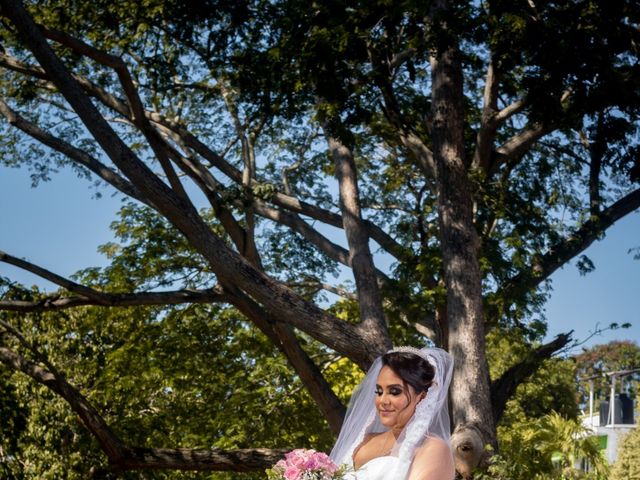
[179,128,408,261]
[151,129,349,430]
[153,123,264,266]
[369,47,437,179]
[0,227,346,440]
[322,130,390,344]
[41,27,191,203]
[0,98,149,205]
[488,90,571,176]
[582,116,606,217]
[114,446,288,472]
[269,192,407,262]
[154,112,408,263]
[0,50,51,78]
[271,319,347,436]
[0,50,258,267]
[389,47,418,71]
[490,332,573,422]
[0,250,113,303]
[0,317,62,377]
[221,284,346,435]
[0,49,407,265]
[0,343,127,461]
[0,288,231,312]
[219,84,261,266]
[0,51,130,119]
[491,123,551,176]
[494,97,527,125]
[0,249,237,312]
[252,200,391,284]
[472,60,501,172]
[291,280,358,301]
[497,187,640,307]
[1,0,197,227]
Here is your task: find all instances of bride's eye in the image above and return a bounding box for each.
[389,387,402,396]
[375,386,383,396]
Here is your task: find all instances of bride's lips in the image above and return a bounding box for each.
[379,410,394,416]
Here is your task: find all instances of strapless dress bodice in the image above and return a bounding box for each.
[344,456,401,480]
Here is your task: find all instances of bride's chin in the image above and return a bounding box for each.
[379,417,395,427]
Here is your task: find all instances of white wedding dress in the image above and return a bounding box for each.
[345,456,401,480]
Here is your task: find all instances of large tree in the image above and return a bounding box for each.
[0,0,639,475]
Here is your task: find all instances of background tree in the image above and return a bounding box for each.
[478,412,609,480]
[0,0,639,475]
[574,340,640,413]
[1,206,359,479]
[476,330,609,480]
[487,329,579,426]
[0,366,27,478]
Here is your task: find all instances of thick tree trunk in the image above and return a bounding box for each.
[430,39,497,460]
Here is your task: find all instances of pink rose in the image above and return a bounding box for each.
[285,449,308,469]
[284,466,301,479]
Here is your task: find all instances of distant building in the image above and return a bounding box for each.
[579,368,639,471]
[581,392,636,466]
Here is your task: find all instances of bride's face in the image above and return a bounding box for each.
[375,365,423,431]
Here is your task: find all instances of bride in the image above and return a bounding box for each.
[330,347,455,480]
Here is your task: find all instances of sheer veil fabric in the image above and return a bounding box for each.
[330,347,454,479]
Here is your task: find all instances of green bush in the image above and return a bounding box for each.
[476,412,609,480]
[611,423,640,480]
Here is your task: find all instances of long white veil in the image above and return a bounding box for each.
[330,347,453,479]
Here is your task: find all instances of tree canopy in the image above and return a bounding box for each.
[1,0,639,476]
[574,340,640,420]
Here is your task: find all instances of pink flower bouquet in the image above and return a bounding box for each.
[266,449,350,480]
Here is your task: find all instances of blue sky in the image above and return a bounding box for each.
[543,212,639,352]
[1,165,638,354]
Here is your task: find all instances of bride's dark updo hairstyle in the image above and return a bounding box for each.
[381,351,435,399]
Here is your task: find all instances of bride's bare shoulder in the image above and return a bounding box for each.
[423,435,451,450]
[418,435,453,459]
[409,436,455,480]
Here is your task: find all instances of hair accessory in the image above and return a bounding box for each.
[388,346,432,364]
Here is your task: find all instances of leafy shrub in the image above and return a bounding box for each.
[611,423,640,480]
[477,412,609,480]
